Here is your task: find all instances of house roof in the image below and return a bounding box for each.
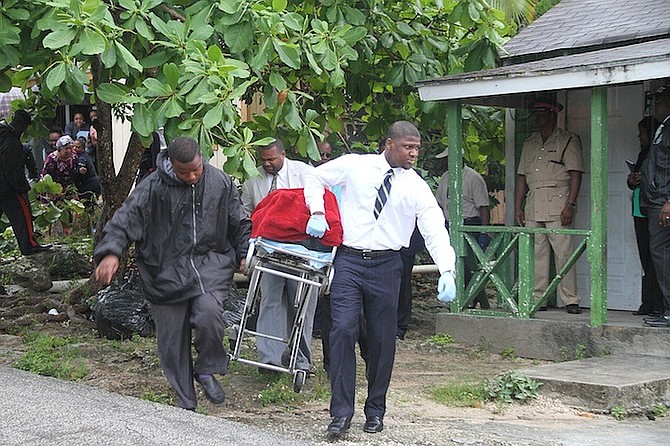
[416,0,670,107]
[417,38,670,108]
[503,0,670,64]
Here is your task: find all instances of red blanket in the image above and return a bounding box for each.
[250,188,343,246]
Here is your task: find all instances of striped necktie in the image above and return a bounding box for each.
[374,169,394,219]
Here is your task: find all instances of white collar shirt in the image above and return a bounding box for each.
[267,162,288,190]
[315,153,455,274]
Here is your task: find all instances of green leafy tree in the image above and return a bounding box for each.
[1,0,517,228]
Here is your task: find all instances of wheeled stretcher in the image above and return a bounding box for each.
[230,236,336,392]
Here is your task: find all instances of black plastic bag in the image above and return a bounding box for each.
[95,276,155,340]
[222,284,245,327]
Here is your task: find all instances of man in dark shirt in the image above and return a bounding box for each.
[641,87,670,328]
[0,110,49,255]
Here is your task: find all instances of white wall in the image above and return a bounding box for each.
[572,85,644,310]
[112,117,132,174]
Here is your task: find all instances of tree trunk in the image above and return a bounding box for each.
[89,58,146,284]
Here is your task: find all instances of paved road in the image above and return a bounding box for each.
[0,365,315,446]
[2,364,670,446]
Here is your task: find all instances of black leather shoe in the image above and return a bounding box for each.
[633,306,652,316]
[644,313,665,322]
[566,304,582,314]
[195,374,225,405]
[363,415,384,433]
[644,315,670,328]
[327,416,352,436]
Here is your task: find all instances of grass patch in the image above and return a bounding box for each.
[14,333,89,381]
[141,388,175,405]
[427,333,454,347]
[257,376,302,407]
[430,381,486,407]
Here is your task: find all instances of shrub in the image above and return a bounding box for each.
[485,370,541,404]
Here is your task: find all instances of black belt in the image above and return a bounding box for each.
[340,245,398,260]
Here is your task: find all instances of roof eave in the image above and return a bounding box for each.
[417,55,669,104]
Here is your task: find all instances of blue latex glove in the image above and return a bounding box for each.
[437,271,456,303]
[306,213,329,238]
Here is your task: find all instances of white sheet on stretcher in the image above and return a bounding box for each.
[256,239,334,270]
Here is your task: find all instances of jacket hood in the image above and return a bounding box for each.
[0,122,16,139]
[156,150,190,187]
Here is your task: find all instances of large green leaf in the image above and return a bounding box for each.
[62,74,85,104]
[272,0,287,12]
[249,38,271,71]
[100,43,117,67]
[284,101,302,130]
[79,28,106,55]
[273,39,301,69]
[159,96,184,119]
[163,63,180,88]
[0,72,12,91]
[45,63,67,91]
[96,83,133,104]
[114,41,144,72]
[132,104,155,137]
[242,149,257,177]
[42,28,78,49]
[269,72,287,91]
[224,21,253,54]
[203,102,224,129]
[143,78,171,97]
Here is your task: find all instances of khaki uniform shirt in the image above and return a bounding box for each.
[517,128,584,222]
[436,165,490,220]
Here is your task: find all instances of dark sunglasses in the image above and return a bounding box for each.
[320,152,332,158]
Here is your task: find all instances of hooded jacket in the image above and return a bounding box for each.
[0,122,30,198]
[94,151,251,304]
[641,118,670,208]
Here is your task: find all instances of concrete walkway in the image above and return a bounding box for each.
[1,364,670,446]
[0,365,315,446]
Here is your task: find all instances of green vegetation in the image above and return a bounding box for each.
[611,406,626,421]
[427,333,454,347]
[14,333,89,381]
[430,381,487,407]
[501,347,516,361]
[574,344,587,361]
[652,403,668,418]
[141,388,174,405]
[257,378,302,407]
[485,370,541,404]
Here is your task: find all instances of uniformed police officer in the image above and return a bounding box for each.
[514,100,585,314]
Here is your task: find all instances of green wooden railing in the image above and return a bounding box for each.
[445,87,609,327]
[452,225,589,319]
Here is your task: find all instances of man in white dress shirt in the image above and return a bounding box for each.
[241,139,326,373]
[315,121,457,436]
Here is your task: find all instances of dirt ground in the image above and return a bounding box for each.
[0,279,626,446]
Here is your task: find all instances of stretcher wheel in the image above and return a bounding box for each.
[293,369,306,393]
[281,348,291,367]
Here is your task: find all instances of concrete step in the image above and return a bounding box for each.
[518,354,670,413]
[436,309,670,361]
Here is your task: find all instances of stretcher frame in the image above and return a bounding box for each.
[230,236,336,392]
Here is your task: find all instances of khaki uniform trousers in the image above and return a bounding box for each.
[525,219,580,307]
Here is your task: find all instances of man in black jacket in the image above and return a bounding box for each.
[641,87,670,328]
[94,137,252,409]
[0,109,49,255]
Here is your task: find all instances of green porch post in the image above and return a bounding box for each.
[589,87,608,326]
[447,101,465,311]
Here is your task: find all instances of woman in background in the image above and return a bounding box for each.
[628,116,663,316]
